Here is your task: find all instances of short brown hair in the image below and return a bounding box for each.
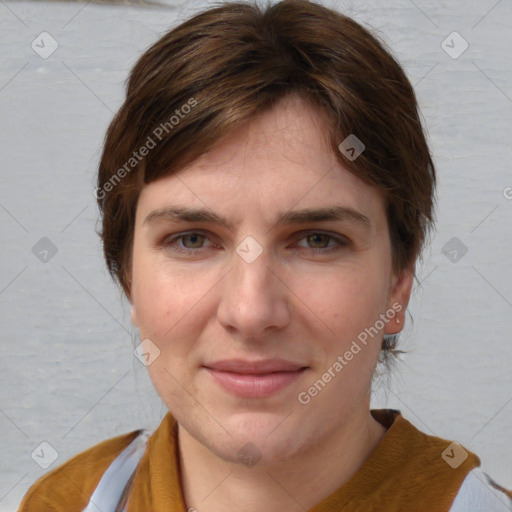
[97,0,436,318]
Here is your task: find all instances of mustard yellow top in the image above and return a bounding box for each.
[18,410,487,511]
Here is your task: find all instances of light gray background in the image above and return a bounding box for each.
[1,0,511,510]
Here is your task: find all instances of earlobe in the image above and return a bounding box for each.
[384,267,414,334]
[130,304,139,327]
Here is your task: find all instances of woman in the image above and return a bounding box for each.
[19,0,511,510]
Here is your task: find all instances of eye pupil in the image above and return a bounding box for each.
[183,234,204,248]
[308,234,328,248]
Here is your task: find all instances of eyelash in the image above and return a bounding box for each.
[162,231,349,255]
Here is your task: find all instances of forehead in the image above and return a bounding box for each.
[186,94,336,177]
[137,94,387,233]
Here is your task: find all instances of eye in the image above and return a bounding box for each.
[161,230,349,256]
[179,233,207,249]
[162,232,214,254]
[294,231,349,253]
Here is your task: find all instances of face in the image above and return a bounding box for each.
[130,94,413,466]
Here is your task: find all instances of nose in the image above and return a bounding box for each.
[216,242,291,341]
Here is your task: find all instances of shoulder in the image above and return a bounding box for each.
[449,467,512,512]
[18,429,142,512]
[369,410,511,511]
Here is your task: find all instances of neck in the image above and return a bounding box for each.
[177,408,387,512]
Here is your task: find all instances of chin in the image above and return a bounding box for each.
[217,413,307,464]
[213,434,300,468]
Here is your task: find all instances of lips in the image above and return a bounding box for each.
[203,359,308,398]
[204,359,307,374]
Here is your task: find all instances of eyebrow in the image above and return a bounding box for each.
[144,205,372,232]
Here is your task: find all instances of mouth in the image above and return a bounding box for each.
[202,359,309,398]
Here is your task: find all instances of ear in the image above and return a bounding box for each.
[130,303,139,328]
[384,266,414,335]
[124,270,138,326]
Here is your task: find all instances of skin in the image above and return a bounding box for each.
[129,93,414,511]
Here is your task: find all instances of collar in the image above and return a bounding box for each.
[127,409,480,512]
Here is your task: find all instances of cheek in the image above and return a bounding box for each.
[133,272,202,393]
[307,273,387,382]
[133,284,171,340]
[293,265,389,338]
[131,258,178,339]
[131,260,215,349]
